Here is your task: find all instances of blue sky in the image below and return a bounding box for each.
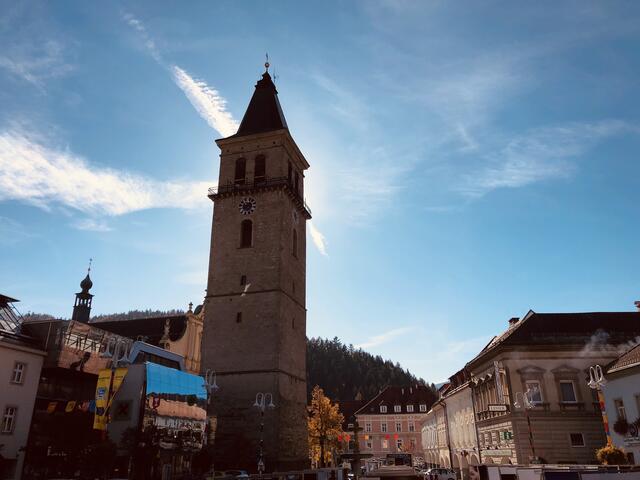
[1,1,640,382]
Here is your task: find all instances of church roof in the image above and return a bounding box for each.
[232,71,288,138]
[92,315,187,345]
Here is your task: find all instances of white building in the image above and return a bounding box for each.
[601,341,640,464]
[0,295,45,480]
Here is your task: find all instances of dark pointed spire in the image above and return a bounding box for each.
[232,64,288,138]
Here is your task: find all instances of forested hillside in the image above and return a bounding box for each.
[307,337,438,402]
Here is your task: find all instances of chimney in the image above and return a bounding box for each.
[508,317,519,327]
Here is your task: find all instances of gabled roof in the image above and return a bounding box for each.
[607,342,640,374]
[467,310,640,368]
[355,385,435,415]
[91,315,187,346]
[231,71,288,138]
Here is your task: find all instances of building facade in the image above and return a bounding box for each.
[466,310,640,466]
[202,67,311,472]
[355,386,433,465]
[0,295,45,480]
[601,341,640,464]
[422,399,450,470]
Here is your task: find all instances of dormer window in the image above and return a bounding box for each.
[394,405,401,413]
[407,405,414,413]
[419,404,427,412]
[380,405,387,413]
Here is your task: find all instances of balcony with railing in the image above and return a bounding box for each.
[208,176,311,217]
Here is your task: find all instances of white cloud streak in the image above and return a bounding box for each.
[308,221,328,256]
[122,13,238,138]
[0,129,212,217]
[72,218,112,232]
[171,66,239,137]
[356,327,414,349]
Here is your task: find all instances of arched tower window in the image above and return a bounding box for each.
[234,157,246,185]
[254,155,266,183]
[240,219,253,248]
[292,228,298,257]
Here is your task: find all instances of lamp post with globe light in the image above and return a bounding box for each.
[254,392,275,477]
[588,364,613,446]
[513,386,539,464]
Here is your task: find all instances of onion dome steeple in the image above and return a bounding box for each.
[72,259,94,324]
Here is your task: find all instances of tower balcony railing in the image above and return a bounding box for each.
[208,176,312,217]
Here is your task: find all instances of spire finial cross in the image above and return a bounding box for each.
[88,258,93,274]
[265,53,270,72]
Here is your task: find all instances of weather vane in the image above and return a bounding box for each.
[88,258,92,274]
[265,53,270,72]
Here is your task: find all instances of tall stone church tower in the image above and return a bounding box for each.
[202,67,310,472]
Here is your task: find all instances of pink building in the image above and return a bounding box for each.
[355,385,436,465]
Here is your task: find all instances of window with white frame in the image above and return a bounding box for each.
[11,362,26,384]
[407,405,414,413]
[394,405,401,413]
[380,405,387,413]
[525,381,543,404]
[570,433,585,447]
[408,421,415,432]
[2,406,17,433]
[381,422,387,433]
[419,404,427,412]
[614,399,626,420]
[396,421,402,432]
[365,422,372,433]
[559,381,577,403]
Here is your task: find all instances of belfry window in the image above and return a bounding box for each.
[240,220,253,248]
[292,228,298,257]
[254,155,266,183]
[235,158,246,184]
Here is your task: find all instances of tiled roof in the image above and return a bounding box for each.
[607,342,640,374]
[467,310,640,368]
[339,400,366,430]
[91,315,187,346]
[355,385,434,415]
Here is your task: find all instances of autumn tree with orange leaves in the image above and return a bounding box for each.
[308,385,344,468]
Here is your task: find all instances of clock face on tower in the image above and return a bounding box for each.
[238,197,257,215]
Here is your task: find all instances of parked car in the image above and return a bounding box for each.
[425,468,456,480]
[223,471,249,480]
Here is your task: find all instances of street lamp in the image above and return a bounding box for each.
[513,387,539,464]
[254,393,275,477]
[588,365,613,446]
[203,369,220,405]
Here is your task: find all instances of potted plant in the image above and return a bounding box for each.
[596,445,627,465]
[613,418,630,436]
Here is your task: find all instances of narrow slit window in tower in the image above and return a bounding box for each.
[254,155,266,183]
[235,157,246,185]
[292,228,298,257]
[240,220,253,248]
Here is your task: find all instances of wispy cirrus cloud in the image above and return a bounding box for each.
[72,218,113,232]
[0,128,211,219]
[0,39,73,91]
[459,120,640,198]
[356,326,414,349]
[122,13,238,138]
